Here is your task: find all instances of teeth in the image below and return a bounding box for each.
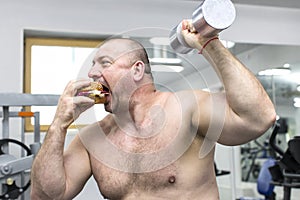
[93,90,101,95]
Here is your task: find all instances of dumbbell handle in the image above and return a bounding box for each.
[170,0,236,54]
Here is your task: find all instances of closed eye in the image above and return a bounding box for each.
[100,60,112,67]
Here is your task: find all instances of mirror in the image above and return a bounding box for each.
[235,43,300,182]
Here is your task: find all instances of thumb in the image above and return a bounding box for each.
[181,19,196,33]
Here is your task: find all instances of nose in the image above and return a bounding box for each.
[88,65,102,80]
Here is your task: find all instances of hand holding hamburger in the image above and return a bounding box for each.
[77,82,109,104]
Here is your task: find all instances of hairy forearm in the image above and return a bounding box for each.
[31,120,68,199]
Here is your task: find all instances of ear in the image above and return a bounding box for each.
[132,61,145,81]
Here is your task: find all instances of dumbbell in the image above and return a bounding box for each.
[169,0,236,54]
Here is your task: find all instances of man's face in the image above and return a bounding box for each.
[88,40,135,113]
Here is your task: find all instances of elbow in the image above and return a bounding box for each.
[243,103,277,140]
[30,190,38,200]
[256,106,277,137]
[30,188,48,200]
[30,176,66,200]
[30,188,65,200]
[265,105,277,130]
[269,110,277,127]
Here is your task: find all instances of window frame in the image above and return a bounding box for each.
[24,37,103,132]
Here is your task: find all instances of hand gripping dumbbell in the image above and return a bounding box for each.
[169,0,236,54]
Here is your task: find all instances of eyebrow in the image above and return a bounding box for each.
[94,55,115,63]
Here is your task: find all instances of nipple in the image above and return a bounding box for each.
[168,176,176,184]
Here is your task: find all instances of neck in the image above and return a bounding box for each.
[129,83,157,111]
[114,83,159,126]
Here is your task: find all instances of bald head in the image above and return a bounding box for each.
[100,38,151,74]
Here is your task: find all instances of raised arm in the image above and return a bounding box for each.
[31,80,94,199]
[181,20,276,145]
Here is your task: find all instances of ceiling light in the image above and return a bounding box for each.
[149,42,184,73]
[149,57,182,65]
[293,98,300,108]
[151,65,184,72]
[297,85,300,92]
[149,37,170,46]
[258,68,291,76]
[202,88,210,92]
[220,40,235,49]
[294,97,300,103]
[294,102,300,108]
[289,74,300,84]
[283,63,290,68]
[150,58,184,72]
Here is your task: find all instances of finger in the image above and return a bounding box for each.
[182,19,196,32]
[72,96,95,118]
[181,19,190,30]
[63,79,91,96]
[73,95,95,106]
[74,79,92,89]
[182,20,187,30]
[189,25,197,33]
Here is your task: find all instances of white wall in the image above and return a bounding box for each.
[1,0,300,199]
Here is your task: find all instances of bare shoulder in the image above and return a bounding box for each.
[172,90,225,138]
[78,114,115,136]
[174,89,209,100]
[75,114,114,159]
[170,89,211,109]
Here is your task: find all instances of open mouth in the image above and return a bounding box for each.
[77,81,111,102]
[101,84,110,95]
[98,83,111,105]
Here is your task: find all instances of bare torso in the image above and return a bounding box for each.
[80,92,219,200]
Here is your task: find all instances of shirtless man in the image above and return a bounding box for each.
[30,20,276,200]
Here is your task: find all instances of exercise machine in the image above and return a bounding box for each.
[0,93,59,199]
[0,138,36,199]
[256,122,300,200]
[268,122,300,200]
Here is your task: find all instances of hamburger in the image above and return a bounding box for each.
[77,82,109,104]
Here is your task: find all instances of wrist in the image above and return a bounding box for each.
[50,118,69,133]
[198,36,219,54]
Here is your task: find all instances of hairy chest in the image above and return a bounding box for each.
[91,155,178,199]
[89,120,192,199]
[83,96,200,198]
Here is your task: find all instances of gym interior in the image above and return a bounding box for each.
[0,0,300,199]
